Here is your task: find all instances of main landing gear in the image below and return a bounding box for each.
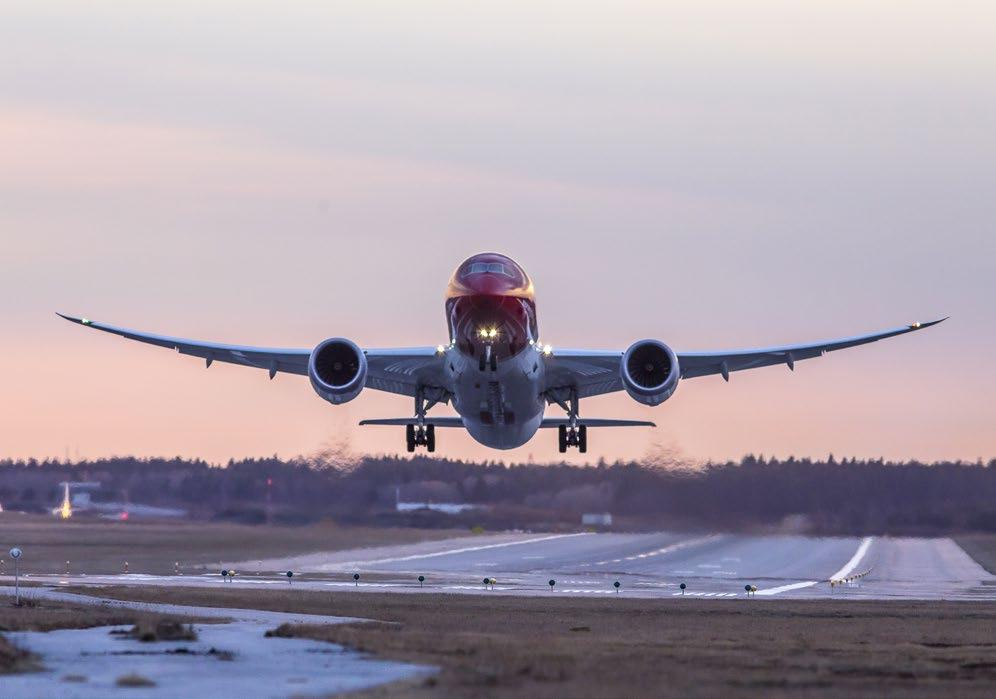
[549,387,587,453]
[406,423,435,453]
[558,424,587,454]
[406,386,443,452]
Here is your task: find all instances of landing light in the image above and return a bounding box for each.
[542,344,553,356]
[436,344,446,354]
[911,321,921,329]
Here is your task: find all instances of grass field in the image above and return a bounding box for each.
[67,585,996,699]
[0,514,463,576]
[956,535,996,574]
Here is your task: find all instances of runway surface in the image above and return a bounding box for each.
[10,532,995,601]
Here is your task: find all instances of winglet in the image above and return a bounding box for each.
[57,312,98,327]
[908,317,948,331]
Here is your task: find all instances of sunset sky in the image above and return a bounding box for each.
[2,2,994,465]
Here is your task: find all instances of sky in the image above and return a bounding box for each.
[2,1,994,465]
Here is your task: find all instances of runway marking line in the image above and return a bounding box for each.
[332,532,591,567]
[592,534,721,567]
[755,537,875,597]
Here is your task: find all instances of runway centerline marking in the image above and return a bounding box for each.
[591,534,720,566]
[333,532,591,567]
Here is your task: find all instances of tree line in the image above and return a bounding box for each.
[1,452,993,535]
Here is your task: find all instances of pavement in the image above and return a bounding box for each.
[7,532,995,601]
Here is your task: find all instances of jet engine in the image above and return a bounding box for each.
[621,340,680,406]
[308,338,367,405]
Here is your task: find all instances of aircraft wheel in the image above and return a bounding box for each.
[426,425,436,452]
[405,424,416,452]
[558,425,568,453]
[578,425,588,453]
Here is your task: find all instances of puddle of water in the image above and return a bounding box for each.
[4,621,432,698]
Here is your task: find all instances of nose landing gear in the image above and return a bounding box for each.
[406,424,436,453]
[557,424,587,454]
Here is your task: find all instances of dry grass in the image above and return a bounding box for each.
[119,619,198,643]
[0,635,39,675]
[72,586,996,699]
[956,535,996,574]
[0,597,212,633]
[115,672,156,687]
[0,513,462,575]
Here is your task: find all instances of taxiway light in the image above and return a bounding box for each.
[353,573,360,587]
[418,575,425,588]
[548,579,556,589]
[9,548,21,559]
[679,583,687,594]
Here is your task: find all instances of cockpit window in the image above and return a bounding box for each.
[462,262,513,277]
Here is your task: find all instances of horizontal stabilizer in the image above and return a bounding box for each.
[359,417,655,428]
[539,418,656,428]
[359,417,465,428]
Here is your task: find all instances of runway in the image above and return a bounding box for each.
[13,532,995,601]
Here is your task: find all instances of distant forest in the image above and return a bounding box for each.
[1,452,994,535]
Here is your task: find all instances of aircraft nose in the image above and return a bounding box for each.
[463,272,516,296]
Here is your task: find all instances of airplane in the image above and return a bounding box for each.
[59,252,944,454]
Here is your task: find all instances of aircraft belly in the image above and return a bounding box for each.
[449,348,545,449]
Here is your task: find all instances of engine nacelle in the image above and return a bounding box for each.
[308,338,367,405]
[621,339,680,406]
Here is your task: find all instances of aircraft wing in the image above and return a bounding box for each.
[57,313,444,397]
[543,318,945,398]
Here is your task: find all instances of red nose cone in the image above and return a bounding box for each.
[462,271,517,296]
[446,253,534,301]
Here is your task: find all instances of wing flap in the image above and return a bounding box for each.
[542,318,945,396]
[57,313,446,395]
[58,313,310,376]
[678,318,947,380]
